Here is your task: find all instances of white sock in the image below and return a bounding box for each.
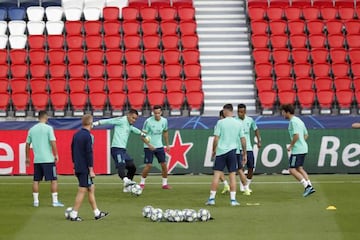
[162,178,168,186]
[70,210,78,219]
[33,192,39,203]
[307,180,312,186]
[52,192,58,203]
[209,190,216,199]
[94,208,100,216]
[230,191,236,201]
[140,177,146,185]
[223,180,229,187]
[300,179,308,188]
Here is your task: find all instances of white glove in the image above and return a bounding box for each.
[92,121,100,127]
[140,132,146,137]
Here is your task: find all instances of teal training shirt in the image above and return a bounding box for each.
[142,116,168,148]
[235,115,258,151]
[214,117,244,156]
[99,116,142,148]
[288,116,308,154]
[26,123,56,163]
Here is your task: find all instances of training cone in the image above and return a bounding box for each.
[326,205,337,210]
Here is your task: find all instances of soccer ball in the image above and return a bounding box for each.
[172,209,184,222]
[131,184,143,196]
[142,205,153,218]
[150,208,163,222]
[184,209,198,222]
[197,208,211,222]
[64,207,72,220]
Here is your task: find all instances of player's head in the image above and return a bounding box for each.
[219,110,225,119]
[82,114,93,128]
[153,105,162,120]
[280,104,295,119]
[38,110,48,122]
[222,104,233,117]
[237,103,246,119]
[127,108,139,125]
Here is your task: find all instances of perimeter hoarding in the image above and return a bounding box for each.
[0,128,359,175]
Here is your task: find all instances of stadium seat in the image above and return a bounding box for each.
[161,34,179,50]
[103,6,120,21]
[287,20,306,35]
[272,48,289,63]
[48,64,66,78]
[160,20,178,36]
[26,6,44,21]
[164,64,182,78]
[186,90,204,114]
[338,7,355,20]
[302,6,320,20]
[127,78,144,92]
[86,49,104,64]
[67,49,84,64]
[27,21,45,35]
[31,92,49,111]
[293,62,311,78]
[104,35,122,49]
[29,49,46,64]
[344,20,360,34]
[284,6,302,20]
[68,64,85,78]
[146,78,163,92]
[177,6,195,21]
[143,49,162,64]
[329,48,347,64]
[0,35,7,49]
[8,7,26,21]
[88,78,106,92]
[123,35,141,49]
[66,35,84,49]
[320,6,337,20]
[306,20,324,35]
[84,20,102,35]
[289,34,307,49]
[308,34,326,49]
[49,91,68,115]
[310,48,328,63]
[250,20,268,35]
[158,6,177,21]
[269,20,287,35]
[346,34,360,48]
[127,90,146,111]
[10,78,28,93]
[291,48,309,63]
[142,34,161,49]
[121,6,139,21]
[165,77,183,92]
[105,49,123,64]
[278,90,296,105]
[89,91,107,114]
[28,36,45,49]
[64,7,83,21]
[46,21,64,35]
[0,21,6,35]
[166,90,185,115]
[147,90,165,108]
[68,78,86,92]
[141,20,159,36]
[325,20,344,35]
[297,89,315,111]
[327,34,345,49]
[248,6,266,21]
[70,91,88,114]
[124,49,142,64]
[45,6,63,21]
[107,77,125,93]
[266,6,284,21]
[29,78,47,93]
[9,35,27,49]
[108,91,126,115]
[296,77,314,91]
[251,34,269,49]
[139,6,158,21]
[8,21,27,35]
[83,6,101,21]
[65,21,82,36]
[181,49,199,64]
[103,20,121,35]
[85,35,102,50]
[107,64,124,78]
[255,62,273,77]
[125,64,143,79]
[11,91,29,115]
[184,78,202,92]
[258,90,276,113]
[0,8,7,21]
[0,49,7,64]
[332,63,349,78]
[163,49,181,64]
[276,77,294,92]
[42,0,62,7]
[256,77,273,92]
[122,20,140,35]
[348,49,360,63]
[317,89,334,113]
[0,63,8,78]
[9,49,27,64]
[183,63,201,78]
[270,34,288,49]
[315,77,333,91]
[313,62,331,78]
[180,35,198,50]
[87,64,105,78]
[274,62,292,78]
[11,65,27,78]
[47,35,64,49]
[144,64,162,78]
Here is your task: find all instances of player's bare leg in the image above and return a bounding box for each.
[160,162,171,189]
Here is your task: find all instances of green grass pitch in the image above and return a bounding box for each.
[0,174,359,240]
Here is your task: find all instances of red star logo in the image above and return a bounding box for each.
[166,131,193,173]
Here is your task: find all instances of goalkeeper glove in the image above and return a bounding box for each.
[92,121,100,127]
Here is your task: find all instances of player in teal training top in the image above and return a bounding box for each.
[25,110,64,207]
[92,109,147,192]
[280,104,315,197]
[206,104,247,206]
[235,103,261,195]
[139,105,171,190]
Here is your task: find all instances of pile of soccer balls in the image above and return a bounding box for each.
[142,205,212,222]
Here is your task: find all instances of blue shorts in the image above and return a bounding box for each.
[213,149,238,173]
[237,151,255,169]
[289,154,306,168]
[33,163,57,181]
[111,147,132,168]
[144,147,166,164]
[75,172,93,188]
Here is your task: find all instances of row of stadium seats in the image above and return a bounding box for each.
[248,0,360,114]
[0,0,203,118]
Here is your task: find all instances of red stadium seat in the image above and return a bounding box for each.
[108,91,126,114]
[250,20,268,35]
[145,64,162,78]
[256,77,273,92]
[29,78,47,93]
[123,35,141,49]
[164,63,182,78]
[9,49,27,64]
[287,20,306,35]
[103,6,120,21]
[158,7,177,21]
[306,20,324,34]
[48,64,66,78]
[107,64,124,78]
[65,21,82,35]
[272,48,289,63]
[291,48,309,63]
[31,92,49,111]
[302,6,320,20]
[86,49,104,64]
[310,48,328,63]
[320,6,338,20]
[161,20,178,36]
[308,34,326,48]
[147,90,165,108]
[141,20,159,36]
[126,64,143,78]
[104,35,122,49]
[293,62,311,78]
[181,49,199,64]
[89,91,107,113]
[70,91,88,113]
[186,90,204,113]
[107,78,125,93]
[122,6,140,21]
[103,21,121,35]
[87,64,105,78]
[167,90,185,114]
[284,6,302,20]
[183,63,201,78]
[29,35,46,49]
[184,78,202,92]
[274,62,292,77]
[48,49,66,65]
[12,91,29,113]
[248,6,266,21]
[143,34,161,50]
[143,49,162,64]
[343,20,360,34]
[327,34,345,48]
[325,20,344,35]
[313,62,331,77]
[269,20,287,35]
[105,49,123,64]
[255,62,273,77]
[66,35,84,49]
[68,78,86,92]
[297,89,315,110]
[181,34,198,50]
[139,6,158,21]
[278,90,296,105]
[177,6,195,21]
[329,48,347,63]
[122,20,140,36]
[258,90,276,111]
[127,90,146,110]
[67,49,84,64]
[68,64,85,78]
[332,63,349,78]
[146,78,163,92]
[124,49,143,64]
[50,91,68,113]
[28,49,46,64]
[29,64,47,78]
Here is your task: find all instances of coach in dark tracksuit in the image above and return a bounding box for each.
[68,114,108,222]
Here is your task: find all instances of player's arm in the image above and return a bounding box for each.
[51,140,59,163]
[163,130,170,153]
[86,136,95,178]
[254,128,261,148]
[287,133,299,151]
[25,142,31,166]
[352,122,360,129]
[93,117,118,127]
[240,136,247,163]
[212,135,219,158]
